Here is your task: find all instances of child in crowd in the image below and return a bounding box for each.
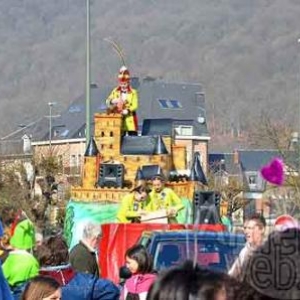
[21,276,61,300]
[121,244,156,300]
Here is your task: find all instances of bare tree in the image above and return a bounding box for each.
[207,165,247,217]
[248,114,300,216]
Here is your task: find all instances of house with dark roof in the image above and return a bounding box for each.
[208,149,296,218]
[13,78,210,174]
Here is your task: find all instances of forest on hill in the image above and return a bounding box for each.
[1,0,300,150]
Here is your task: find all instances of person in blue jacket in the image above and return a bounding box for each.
[0,220,13,300]
[36,235,120,300]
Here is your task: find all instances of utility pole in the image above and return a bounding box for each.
[47,102,60,155]
[86,0,91,141]
[48,102,56,155]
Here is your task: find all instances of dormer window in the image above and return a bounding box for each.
[174,125,193,136]
[245,171,263,192]
[157,99,182,109]
[249,175,257,185]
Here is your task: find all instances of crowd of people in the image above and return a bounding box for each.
[0,207,120,300]
[0,67,299,299]
[0,204,299,300]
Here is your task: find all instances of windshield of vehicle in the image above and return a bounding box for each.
[153,237,244,273]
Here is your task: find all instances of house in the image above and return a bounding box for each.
[7,78,210,175]
[209,149,284,218]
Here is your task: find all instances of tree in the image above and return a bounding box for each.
[0,161,35,220]
[248,114,300,216]
[207,163,247,217]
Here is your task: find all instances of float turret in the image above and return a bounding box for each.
[82,138,100,189]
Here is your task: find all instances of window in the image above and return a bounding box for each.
[59,129,70,137]
[249,175,257,184]
[158,99,169,108]
[68,105,82,113]
[175,126,193,136]
[153,238,244,272]
[169,100,182,108]
[70,155,76,167]
[157,99,182,109]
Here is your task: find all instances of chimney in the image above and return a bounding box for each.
[130,77,140,89]
[233,149,239,164]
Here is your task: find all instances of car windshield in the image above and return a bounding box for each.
[153,236,244,272]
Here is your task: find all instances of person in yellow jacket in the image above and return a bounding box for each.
[147,175,184,223]
[106,66,139,136]
[117,185,151,223]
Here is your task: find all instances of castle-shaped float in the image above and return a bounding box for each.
[71,112,206,201]
[64,112,208,247]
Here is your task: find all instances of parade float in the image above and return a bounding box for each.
[63,111,223,282]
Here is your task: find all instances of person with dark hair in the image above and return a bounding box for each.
[240,227,300,300]
[36,235,119,300]
[121,244,156,300]
[0,206,20,262]
[147,260,228,300]
[228,213,266,280]
[21,276,61,300]
[117,184,151,223]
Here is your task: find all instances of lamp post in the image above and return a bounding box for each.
[85,0,91,142]
[296,38,300,174]
[48,102,57,154]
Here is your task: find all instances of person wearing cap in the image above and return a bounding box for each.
[2,211,39,298]
[147,175,184,224]
[117,184,151,223]
[106,66,139,136]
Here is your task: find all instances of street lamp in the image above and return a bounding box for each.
[85,0,91,141]
[48,102,57,154]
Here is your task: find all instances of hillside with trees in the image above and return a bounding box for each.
[0,0,300,150]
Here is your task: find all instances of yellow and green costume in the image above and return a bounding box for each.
[117,193,151,223]
[147,187,184,223]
